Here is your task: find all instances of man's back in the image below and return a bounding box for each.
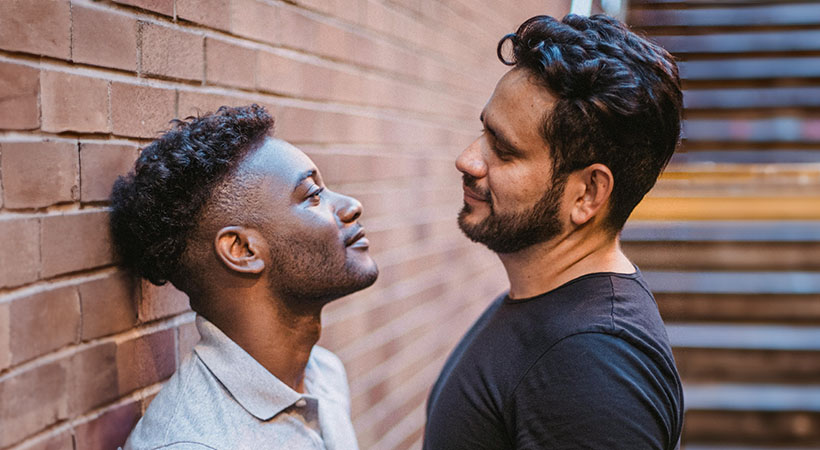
[424,270,683,449]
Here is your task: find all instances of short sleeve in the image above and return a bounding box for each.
[509,332,681,450]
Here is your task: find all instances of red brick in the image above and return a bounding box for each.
[41,210,114,277]
[292,0,362,24]
[78,272,138,340]
[256,51,355,101]
[0,303,9,371]
[111,82,176,138]
[0,218,40,288]
[177,90,253,118]
[9,285,80,365]
[41,71,110,133]
[178,320,200,360]
[79,142,140,202]
[274,105,464,146]
[72,5,138,71]
[112,0,173,16]
[230,0,279,44]
[0,62,39,130]
[14,429,73,450]
[139,280,190,322]
[74,401,141,450]
[177,0,230,30]
[140,22,203,81]
[0,141,79,209]
[0,359,69,447]
[205,38,256,89]
[69,342,118,415]
[0,0,70,59]
[116,328,176,394]
[277,7,352,58]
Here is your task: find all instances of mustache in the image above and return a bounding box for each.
[462,174,491,203]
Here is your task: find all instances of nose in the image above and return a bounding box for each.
[455,138,488,179]
[336,193,363,224]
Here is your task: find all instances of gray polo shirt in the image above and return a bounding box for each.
[124,316,359,450]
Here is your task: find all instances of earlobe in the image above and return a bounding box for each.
[214,226,266,274]
[570,164,614,226]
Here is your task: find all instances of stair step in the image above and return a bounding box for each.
[632,197,820,221]
[686,384,820,411]
[669,324,820,350]
[675,346,820,384]
[670,151,820,165]
[624,221,820,242]
[632,0,819,7]
[652,29,820,54]
[684,385,820,446]
[670,325,820,383]
[683,117,820,143]
[645,271,820,295]
[657,293,820,324]
[685,87,820,110]
[623,221,820,270]
[680,57,820,82]
[630,242,820,270]
[630,3,820,28]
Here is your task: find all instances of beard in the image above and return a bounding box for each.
[267,233,378,309]
[457,174,565,254]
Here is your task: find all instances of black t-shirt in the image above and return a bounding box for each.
[424,270,683,450]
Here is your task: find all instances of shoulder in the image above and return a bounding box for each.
[518,331,679,393]
[310,345,347,378]
[509,332,682,449]
[309,345,351,402]
[124,355,229,448]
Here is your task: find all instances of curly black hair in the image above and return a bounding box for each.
[109,104,274,286]
[497,14,682,231]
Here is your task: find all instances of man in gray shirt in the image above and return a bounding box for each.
[110,105,378,449]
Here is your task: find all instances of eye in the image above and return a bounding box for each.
[306,186,324,204]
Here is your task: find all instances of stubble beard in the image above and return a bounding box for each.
[457,176,566,254]
[267,237,378,310]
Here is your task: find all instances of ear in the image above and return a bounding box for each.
[214,226,266,275]
[568,163,614,227]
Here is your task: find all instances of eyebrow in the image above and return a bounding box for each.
[480,113,521,156]
[293,169,316,191]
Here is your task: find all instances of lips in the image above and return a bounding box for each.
[463,185,489,203]
[345,227,367,247]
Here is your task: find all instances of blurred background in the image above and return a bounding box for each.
[0,0,818,449]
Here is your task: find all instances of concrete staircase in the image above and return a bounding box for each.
[625,1,820,447]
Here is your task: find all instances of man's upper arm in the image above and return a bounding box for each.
[509,332,681,450]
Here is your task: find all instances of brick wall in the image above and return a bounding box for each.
[0,1,570,448]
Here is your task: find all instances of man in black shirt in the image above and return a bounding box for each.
[424,14,684,449]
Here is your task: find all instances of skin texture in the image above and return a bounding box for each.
[456,68,634,299]
[191,137,378,392]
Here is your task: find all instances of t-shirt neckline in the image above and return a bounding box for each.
[503,267,641,304]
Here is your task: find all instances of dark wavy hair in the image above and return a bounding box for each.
[498,14,682,231]
[110,104,274,286]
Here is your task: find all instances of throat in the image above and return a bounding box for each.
[500,234,634,300]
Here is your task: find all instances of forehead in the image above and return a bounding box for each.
[484,69,555,147]
[240,137,316,187]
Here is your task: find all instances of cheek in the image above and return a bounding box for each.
[488,166,551,205]
[292,207,342,243]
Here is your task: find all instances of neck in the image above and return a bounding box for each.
[201,290,323,393]
[498,226,634,300]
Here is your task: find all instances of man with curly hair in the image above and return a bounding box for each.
[111,105,378,449]
[424,14,684,449]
